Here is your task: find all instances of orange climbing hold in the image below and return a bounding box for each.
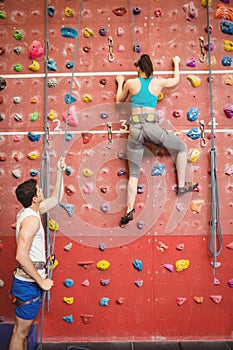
[214,3,233,22]
[204,56,216,70]
[224,73,233,85]
[190,199,204,213]
[194,296,204,304]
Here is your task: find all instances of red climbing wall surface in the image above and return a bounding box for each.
[0,0,233,342]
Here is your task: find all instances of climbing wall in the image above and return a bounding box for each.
[0,0,233,343]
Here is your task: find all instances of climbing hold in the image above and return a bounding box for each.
[31,97,37,104]
[47,109,57,121]
[99,27,108,36]
[81,279,90,287]
[63,297,74,305]
[0,279,4,288]
[176,297,187,306]
[158,92,164,101]
[134,280,143,288]
[28,132,40,142]
[64,242,72,251]
[186,58,196,67]
[224,103,233,118]
[64,7,74,17]
[194,296,204,304]
[99,243,106,251]
[14,46,23,55]
[82,46,91,53]
[29,60,40,71]
[187,75,201,88]
[30,112,39,121]
[64,93,77,104]
[100,79,107,86]
[117,168,127,176]
[211,261,221,268]
[48,78,57,87]
[0,153,6,161]
[47,58,57,71]
[132,259,143,271]
[13,96,21,104]
[65,133,73,142]
[0,46,5,56]
[151,163,165,176]
[204,56,216,70]
[66,166,72,176]
[134,44,142,53]
[64,279,74,288]
[0,77,6,90]
[30,169,38,177]
[12,169,21,179]
[0,11,6,18]
[66,61,74,69]
[82,182,94,194]
[0,96,3,104]
[222,56,232,66]
[117,27,124,36]
[210,295,222,304]
[51,259,58,269]
[187,127,201,140]
[183,1,198,21]
[157,241,168,252]
[113,7,127,16]
[63,106,78,127]
[61,26,78,39]
[213,278,220,285]
[226,241,233,250]
[176,243,185,251]
[78,261,94,269]
[96,260,110,271]
[82,93,92,102]
[82,132,92,144]
[14,113,22,122]
[188,148,200,163]
[228,278,233,287]
[117,297,124,305]
[137,221,144,230]
[47,6,55,17]
[29,40,44,59]
[48,219,59,231]
[175,259,190,272]
[64,185,75,196]
[100,186,108,193]
[99,297,110,306]
[202,0,212,7]
[224,40,233,52]
[100,203,109,213]
[190,199,204,213]
[137,184,145,194]
[204,42,215,52]
[154,8,163,17]
[214,3,233,21]
[83,27,94,38]
[187,107,199,121]
[62,315,73,323]
[13,151,22,161]
[83,168,93,177]
[100,112,109,119]
[100,279,110,286]
[14,64,22,72]
[224,73,233,85]
[162,264,174,272]
[80,314,93,324]
[133,7,141,15]
[13,30,23,40]
[59,203,74,217]
[28,151,39,160]
[117,45,125,52]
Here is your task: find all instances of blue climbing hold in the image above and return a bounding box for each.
[100,279,110,286]
[187,127,201,140]
[47,6,55,17]
[62,315,73,323]
[59,203,74,217]
[187,107,199,122]
[222,56,232,66]
[66,166,72,176]
[137,221,145,229]
[30,169,38,177]
[65,132,73,141]
[151,163,165,176]
[66,62,74,69]
[100,112,109,119]
[61,27,78,39]
[64,278,74,288]
[99,297,110,306]
[28,132,41,142]
[132,259,143,271]
[220,20,233,35]
[47,58,57,71]
[65,93,77,104]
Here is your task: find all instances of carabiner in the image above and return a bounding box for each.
[108,36,115,62]
[199,120,207,147]
[199,36,206,63]
[107,122,113,148]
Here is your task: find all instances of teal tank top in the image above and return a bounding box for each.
[130,77,158,109]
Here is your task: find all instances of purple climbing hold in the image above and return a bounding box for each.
[137,221,144,230]
[204,42,215,51]
[100,203,109,213]
[99,27,108,36]
[117,168,127,176]
[133,7,141,15]
[228,278,233,287]
[137,184,145,194]
[224,103,233,118]
[134,44,142,53]
[100,278,110,286]
[186,58,196,67]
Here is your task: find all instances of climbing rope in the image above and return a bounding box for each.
[205,2,222,274]
[130,0,139,63]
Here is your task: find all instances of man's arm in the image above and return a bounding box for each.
[159,56,180,89]
[115,75,131,102]
[39,157,66,214]
[16,216,53,290]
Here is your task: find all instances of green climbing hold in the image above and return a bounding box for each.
[14,64,22,72]
[0,11,6,18]
[13,30,23,40]
[30,112,39,121]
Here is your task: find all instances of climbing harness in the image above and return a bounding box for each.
[199,36,206,63]
[108,36,115,62]
[199,120,207,147]
[9,293,41,307]
[205,3,222,274]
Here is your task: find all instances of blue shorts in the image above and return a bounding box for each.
[10,277,43,320]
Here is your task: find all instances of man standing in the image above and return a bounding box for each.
[9,157,66,350]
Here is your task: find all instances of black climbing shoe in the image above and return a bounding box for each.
[120,209,135,227]
[178,182,198,195]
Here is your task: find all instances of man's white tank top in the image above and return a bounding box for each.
[15,207,46,281]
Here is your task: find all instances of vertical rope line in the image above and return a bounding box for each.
[130,0,139,63]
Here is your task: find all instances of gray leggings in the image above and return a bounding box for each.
[127,113,187,178]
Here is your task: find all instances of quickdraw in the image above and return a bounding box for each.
[107,122,113,149]
[108,36,115,62]
[199,120,207,147]
[199,36,206,63]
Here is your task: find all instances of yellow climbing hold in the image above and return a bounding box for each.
[63,297,74,305]
[175,259,190,272]
[64,7,74,17]
[28,151,39,160]
[204,56,216,70]
[51,259,59,269]
[190,199,204,213]
[47,109,57,121]
[96,260,110,271]
[82,94,92,103]
[158,92,164,101]
[188,148,200,163]
[48,219,59,231]
[84,27,94,38]
[28,60,40,71]
[201,0,212,7]
[187,75,201,87]
[83,168,93,177]
[224,40,233,52]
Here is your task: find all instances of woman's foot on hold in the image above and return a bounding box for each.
[178,182,198,195]
[120,209,135,227]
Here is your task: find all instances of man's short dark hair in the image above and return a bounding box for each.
[15,179,38,208]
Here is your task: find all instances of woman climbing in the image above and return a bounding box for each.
[115,54,198,227]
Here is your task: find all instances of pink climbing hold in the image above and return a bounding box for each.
[183,1,198,21]
[81,279,90,286]
[62,105,78,127]
[226,241,233,250]
[209,295,222,304]
[162,264,174,272]
[176,297,187,306]
[29,40,44,59]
